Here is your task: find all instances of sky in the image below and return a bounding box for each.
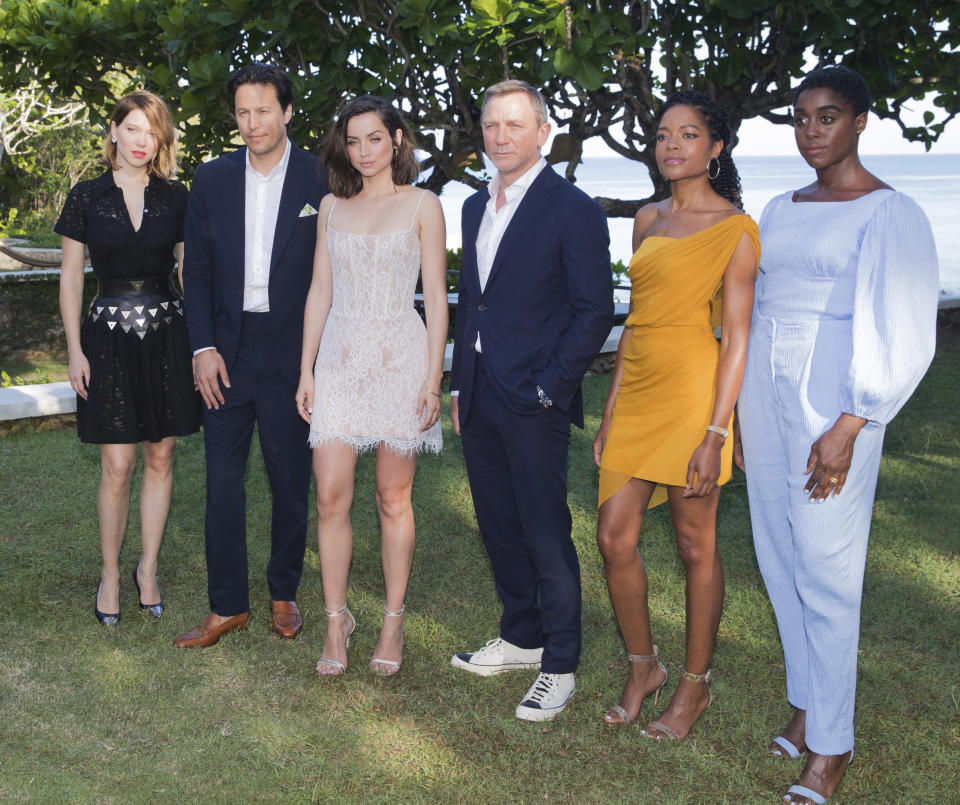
[736,108,960,156]
[581,94,959,158]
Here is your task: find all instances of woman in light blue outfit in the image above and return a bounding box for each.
[736,66,938,805]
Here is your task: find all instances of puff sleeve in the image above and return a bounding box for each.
[842,192,939,426]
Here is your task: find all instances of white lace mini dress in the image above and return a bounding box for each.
[308,191,442,455]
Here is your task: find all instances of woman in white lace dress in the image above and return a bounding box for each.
[296,96,447,676]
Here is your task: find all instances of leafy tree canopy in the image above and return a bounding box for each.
[0,0,956,215]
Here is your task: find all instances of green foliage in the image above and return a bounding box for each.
[610,259,629,285]
[0,105,102,244]
[0,369,24,386]
[0,0,957,216]
[0,367,53,385]
[0,207,62,248]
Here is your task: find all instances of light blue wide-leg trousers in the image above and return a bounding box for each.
[739,314,884,755]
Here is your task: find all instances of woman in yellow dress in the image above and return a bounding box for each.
[593,92,759,739]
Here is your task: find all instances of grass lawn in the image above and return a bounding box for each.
[1,323,957,804]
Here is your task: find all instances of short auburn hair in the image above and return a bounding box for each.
[324,96,420,198]
[104,91,178,179]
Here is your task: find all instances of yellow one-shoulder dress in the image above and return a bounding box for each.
[599,214,760,509]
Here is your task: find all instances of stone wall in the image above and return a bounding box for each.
[0,270,97,361]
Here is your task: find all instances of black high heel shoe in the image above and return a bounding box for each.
[132,568,163,618]
[95,582,120,625]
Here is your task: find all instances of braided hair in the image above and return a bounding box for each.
[656,91,743,210]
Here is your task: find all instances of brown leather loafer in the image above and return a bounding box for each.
[174,611,250,648]
[270,599,303,638]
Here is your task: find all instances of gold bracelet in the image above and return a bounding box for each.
[706,425,729,439]
[429,390,442,398]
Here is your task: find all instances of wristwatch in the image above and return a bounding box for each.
[536,384,553,408]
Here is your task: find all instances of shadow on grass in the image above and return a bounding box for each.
[1,328,958,802]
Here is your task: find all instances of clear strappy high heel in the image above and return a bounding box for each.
[315,604,356,677]
[603,645,668,725]
[370,605,405,676]
[642,666,713,740]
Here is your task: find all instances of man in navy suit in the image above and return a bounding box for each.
[449,80,613,719]
[176,64,329,647]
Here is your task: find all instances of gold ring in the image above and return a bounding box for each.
[829,477,840,484]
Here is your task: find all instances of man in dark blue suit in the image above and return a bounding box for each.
[449,80,613,719]
[176,64,329,648]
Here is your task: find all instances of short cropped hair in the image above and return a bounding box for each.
[795,65,871,116]
[227,63,294,111]
[104,91,178,180]
[481,80,549,127]
[324,95,420,198]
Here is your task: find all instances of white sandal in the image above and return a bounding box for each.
[771,734,807,759]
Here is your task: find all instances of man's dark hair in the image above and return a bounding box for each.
[795,65,871,116]
[227,63,294,111]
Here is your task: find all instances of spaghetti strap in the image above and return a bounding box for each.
[326,197,339,228]
[409,190,428,228]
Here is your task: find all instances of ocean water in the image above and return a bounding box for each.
[436,153,960,293]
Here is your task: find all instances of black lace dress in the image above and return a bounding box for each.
[55,171,201,443]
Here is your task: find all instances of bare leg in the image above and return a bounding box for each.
[596,478,668,723]
[370,446,417,673]
[783,750,853,804]
[96,443,137,613]
[135,437,176,604]
[643,484,722,740]
[313,441,359,673]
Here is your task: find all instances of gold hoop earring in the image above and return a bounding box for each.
[708,157,720,181]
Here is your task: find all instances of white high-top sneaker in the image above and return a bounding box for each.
[515,672,575,721]
[450,637,543,676]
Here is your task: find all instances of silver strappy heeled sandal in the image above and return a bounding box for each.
[642,666,713,740]
[370,605,405,676]
[603,645,668,726]
[316,603,356,677]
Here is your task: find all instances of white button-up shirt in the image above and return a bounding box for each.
[243,138,290,312]
[473,156,547,353]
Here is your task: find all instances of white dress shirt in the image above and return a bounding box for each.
[473,156,547,354]
[243,138,291,312]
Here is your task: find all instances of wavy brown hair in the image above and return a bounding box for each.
[104,91,178,179]
[325,96,419,198]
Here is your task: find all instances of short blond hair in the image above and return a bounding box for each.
[481,80,549,127]
[104,91,178,179]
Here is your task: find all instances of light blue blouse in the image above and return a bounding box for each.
[756,189,939,426]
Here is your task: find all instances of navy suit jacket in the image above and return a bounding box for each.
[450,164,613,429]
[183,144,328,385]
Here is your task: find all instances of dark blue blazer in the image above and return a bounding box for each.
[183,144,328,385]
[450,164,613,429]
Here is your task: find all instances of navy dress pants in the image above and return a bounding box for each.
[460,357,581,674]
[201,313,311,615]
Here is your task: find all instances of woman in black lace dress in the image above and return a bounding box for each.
[56,91,200,624]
